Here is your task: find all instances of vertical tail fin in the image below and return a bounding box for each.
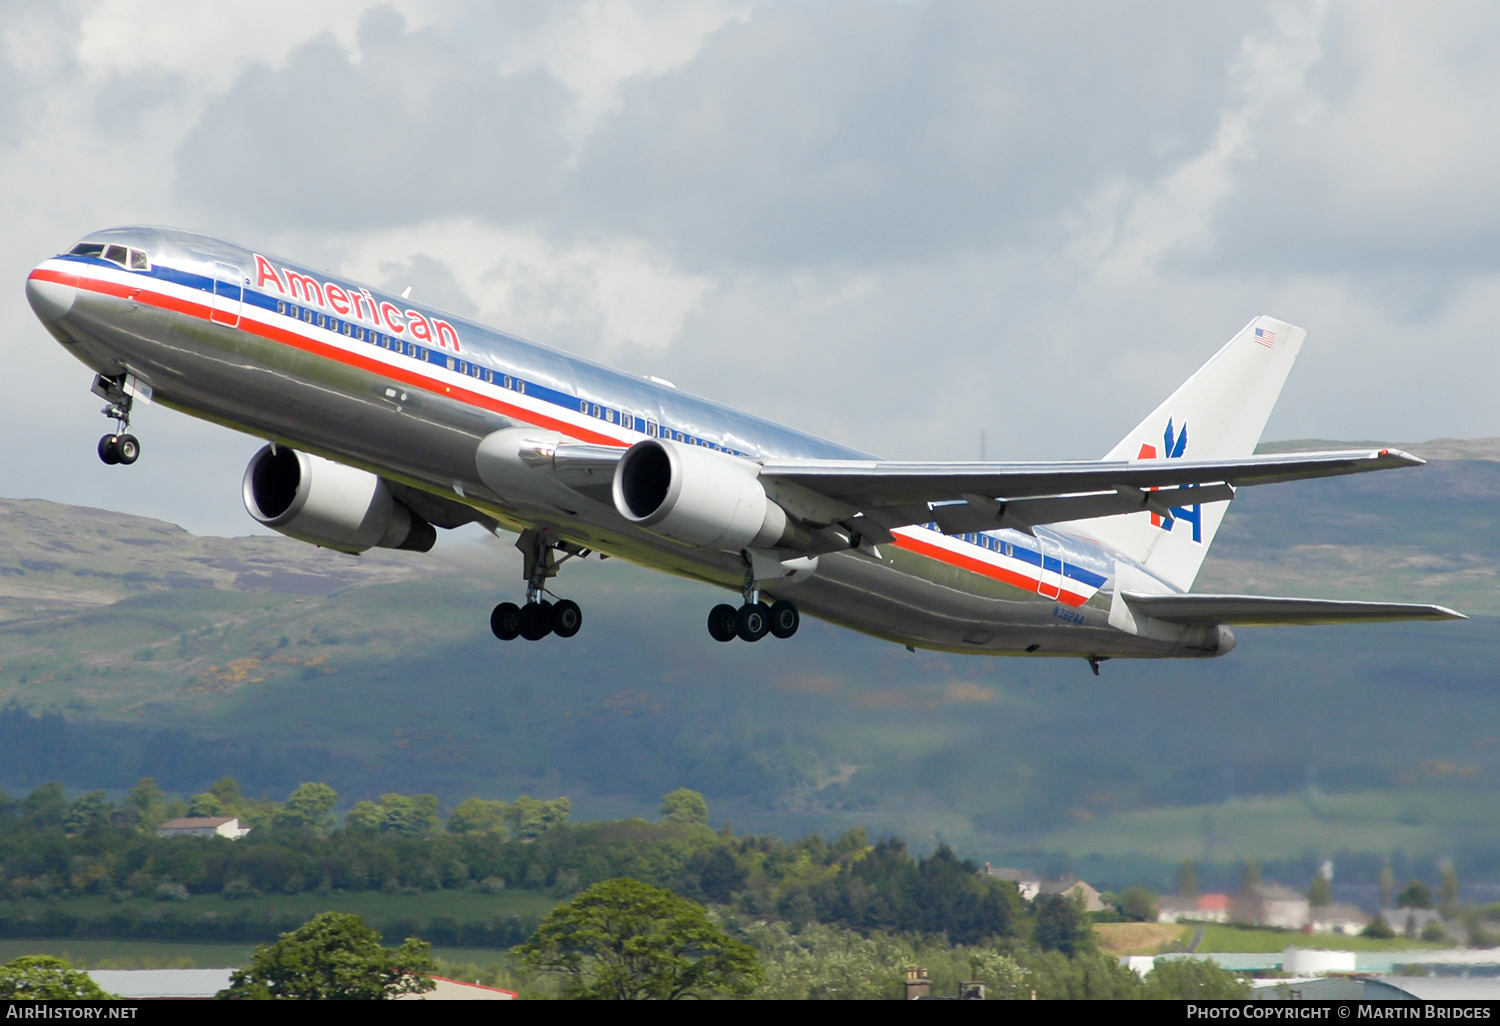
[1078,315,1306,591]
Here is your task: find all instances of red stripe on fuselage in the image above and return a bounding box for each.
[891,531,1090,608]
[39,265,1098,604]
[33,266,624,448]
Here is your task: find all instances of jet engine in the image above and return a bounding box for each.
[612,438,806,551]
[242,444,435,554]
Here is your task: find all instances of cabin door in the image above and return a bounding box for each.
[1036,532,1064,601]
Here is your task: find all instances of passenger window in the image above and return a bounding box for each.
[129,249,149,270]
[579,399,588,413]
[70,243,104,258]
[518,381,526,394]
[592,404,601,418]
[103,245,128,266]
[606,409,615,423]
[277,301,286,315]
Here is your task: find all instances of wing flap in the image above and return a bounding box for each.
[757,448,1421,511]
[928,483,1237,535]
[1121,593,1465,625]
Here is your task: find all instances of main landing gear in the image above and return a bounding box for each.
[92,375,140,466]
[707,572,800,643]
[490,529,587,642]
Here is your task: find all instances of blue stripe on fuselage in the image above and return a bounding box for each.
[61,249,1115,593]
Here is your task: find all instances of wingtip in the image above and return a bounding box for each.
[1377,447,1425,467]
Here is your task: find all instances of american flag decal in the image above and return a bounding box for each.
[1254,327,1276,348]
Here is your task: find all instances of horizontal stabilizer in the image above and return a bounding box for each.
[1121,592,1465,626]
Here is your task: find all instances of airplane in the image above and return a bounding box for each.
[25,227,1462,672]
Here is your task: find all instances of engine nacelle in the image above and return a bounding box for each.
[612,438,800,551]
[242,445,435,554]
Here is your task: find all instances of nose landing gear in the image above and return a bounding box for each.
[97,432,139,466]
[489,530,588,642]
[92,375,141,466]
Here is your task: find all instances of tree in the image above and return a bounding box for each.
[446,797,510,837]
[1143,958,1251,999]
[1397,880,1432,909]
[275,783,339,834]
[62,791,113,834]
[1308,867,1333,907]
[1020,948,1141,999]
[507,796,570,839]
[219,911,436,1000]
[377,794,441,837]
[345,801,381,831]
[1118,886,1158,923]
[20,782,66,830]
[1178,859,1198,900]
[0,956,116,1000]
[187,792,226,818]
[1379,865,1395,908]
[660,788,709,826]
[689,846,748,904]
[1240,859,1261,892]
[207,777,245,811]
[1439,863,1460,919]
[515,878,763,999]
[1034,892,1093,957]
[120,777,169,831]
[1363,913,1395,939]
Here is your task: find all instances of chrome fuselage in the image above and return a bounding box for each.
[26,226,1230,659]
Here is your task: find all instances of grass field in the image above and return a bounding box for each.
[1030,789,1500,866]
[0,887,558,928]
[1094,922,1192,955]
[0,938,520,969]
[1193,924,1443,954]
[1093,921,1448,956]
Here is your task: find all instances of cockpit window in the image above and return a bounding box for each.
[78,243,149,270]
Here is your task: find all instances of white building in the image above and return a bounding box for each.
[982,865,1041,900]
[1158,893,1231,923]
[1308,903,1368,936]
[155,817,252,839]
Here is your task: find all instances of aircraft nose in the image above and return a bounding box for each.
[26,267,77,322]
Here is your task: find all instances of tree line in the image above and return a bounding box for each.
[0,778,1260,999]
[0,778,1065,950]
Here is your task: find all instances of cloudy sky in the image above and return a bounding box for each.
[4,0,1498,535]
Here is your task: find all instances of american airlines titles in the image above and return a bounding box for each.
[252,254,462,353]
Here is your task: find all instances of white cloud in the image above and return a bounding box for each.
[1069,0,1330,278]
[335,219,714,358]
[3,0,1500,535]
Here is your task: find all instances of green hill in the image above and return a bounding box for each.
[0,442,1496,890]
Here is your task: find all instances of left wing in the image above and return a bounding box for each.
[756,448,1422,537]
[544,443,1423,537]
